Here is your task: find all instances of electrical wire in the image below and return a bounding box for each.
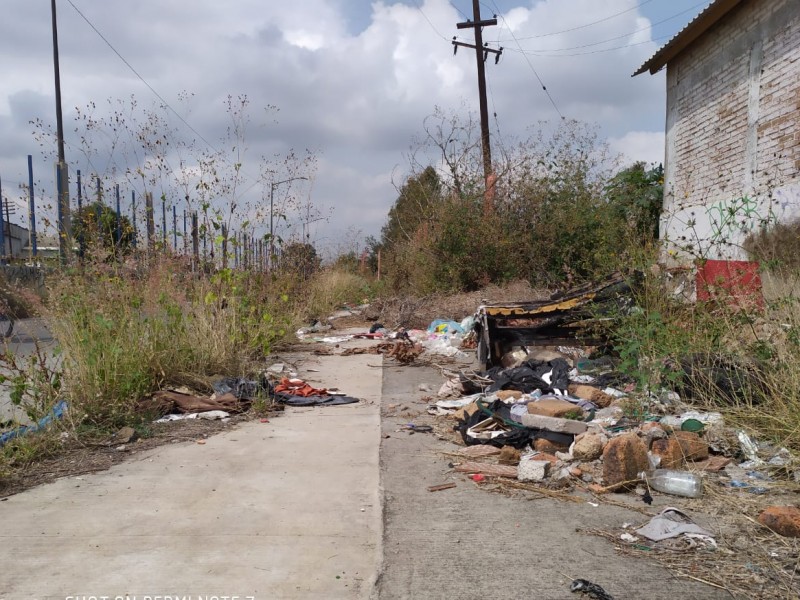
[505,32,672,57]
[66,1,220,156]
[489,0,656,41]
[497,0,708,52]
[413,0,452,42]
[449,0,469,20]
[65,0,266,193]
[490,1,564,120]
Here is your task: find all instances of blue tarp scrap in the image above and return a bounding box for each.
[0,400,68,447]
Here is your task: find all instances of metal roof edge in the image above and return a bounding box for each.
[633,0,746,76]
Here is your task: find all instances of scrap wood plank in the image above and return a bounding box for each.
[454,461,518,478]
[458,445,502,458]
[427,483,457,492]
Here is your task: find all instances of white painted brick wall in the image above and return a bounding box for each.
[662,0,800,262]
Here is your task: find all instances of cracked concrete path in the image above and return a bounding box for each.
[374,362,729,600]
[0,353,382,600]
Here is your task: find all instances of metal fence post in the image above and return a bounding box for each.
[131,190,137,249]
[27,155,37,259]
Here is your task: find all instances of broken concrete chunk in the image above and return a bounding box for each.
[602,433,649,489]
[758,506,800,538]
[567,384,613,408]
[521,414,588,435]
[572,433,607,461]
[518,459,550,482]
[527,398,584,418]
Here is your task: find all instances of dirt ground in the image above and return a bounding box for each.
[0,413,265,498]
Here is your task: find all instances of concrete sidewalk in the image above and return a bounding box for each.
[0,353,382,600]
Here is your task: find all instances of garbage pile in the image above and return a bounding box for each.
[428,345,800,537]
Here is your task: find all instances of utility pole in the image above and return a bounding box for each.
[51,0,71,263]
[454,0,502,215]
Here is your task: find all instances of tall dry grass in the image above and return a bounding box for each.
[609,262,800,452]
[40,258,291,429]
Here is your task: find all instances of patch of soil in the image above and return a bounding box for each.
[0,412,278,498]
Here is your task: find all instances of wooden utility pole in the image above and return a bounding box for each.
[454,0,502,215]
[51,0,71,262]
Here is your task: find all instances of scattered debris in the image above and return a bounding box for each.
[634,507,714,542]
[0,400,68,447]
[427,482,457,492]
[757,506,800,538]
[570,578,614,600]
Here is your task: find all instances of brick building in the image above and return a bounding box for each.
[635,0,800,263]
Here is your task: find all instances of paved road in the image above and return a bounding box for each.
[0,351,382,600]
[0,335,729,599]
[374,362,728,600]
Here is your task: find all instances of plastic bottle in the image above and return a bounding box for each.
[639,469,703,498]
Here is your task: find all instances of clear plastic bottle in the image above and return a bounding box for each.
[639,469,703,498]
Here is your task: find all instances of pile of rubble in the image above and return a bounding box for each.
[428,349,800,539]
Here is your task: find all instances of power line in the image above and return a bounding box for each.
[66,1,221,156]
[65,0,266,196]
[413,1,451,42]
[491,0,656,41]
[491,1,564,120]
[505,32,673,57]
[497,0,708,51]
[448,1,469,20]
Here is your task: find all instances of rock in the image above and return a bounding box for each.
[602,433,649,489]
[673,430,709,461]
[692,455,733,472]
[498,446,521,465]
[113,426,138,445]
[532,452,559,466]
[572,433,607,461]
[641,423,668,449]
[758,506,800,538]
[518,459,550,482]
[650,438,685,469]
[496,390,523,401]
[533,438,569,453]
[569,467,583,478]
[551,467,573,482]
[527,398,584,418]
[555,451,574,462]
[521,414,588,435]
[567,384,613,408]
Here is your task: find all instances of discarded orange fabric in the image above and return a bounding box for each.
[273,377,327,397]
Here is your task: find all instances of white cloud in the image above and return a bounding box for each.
[0,0,680,249]
[609,130,665,167]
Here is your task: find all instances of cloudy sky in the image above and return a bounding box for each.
[0,0,709,253]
